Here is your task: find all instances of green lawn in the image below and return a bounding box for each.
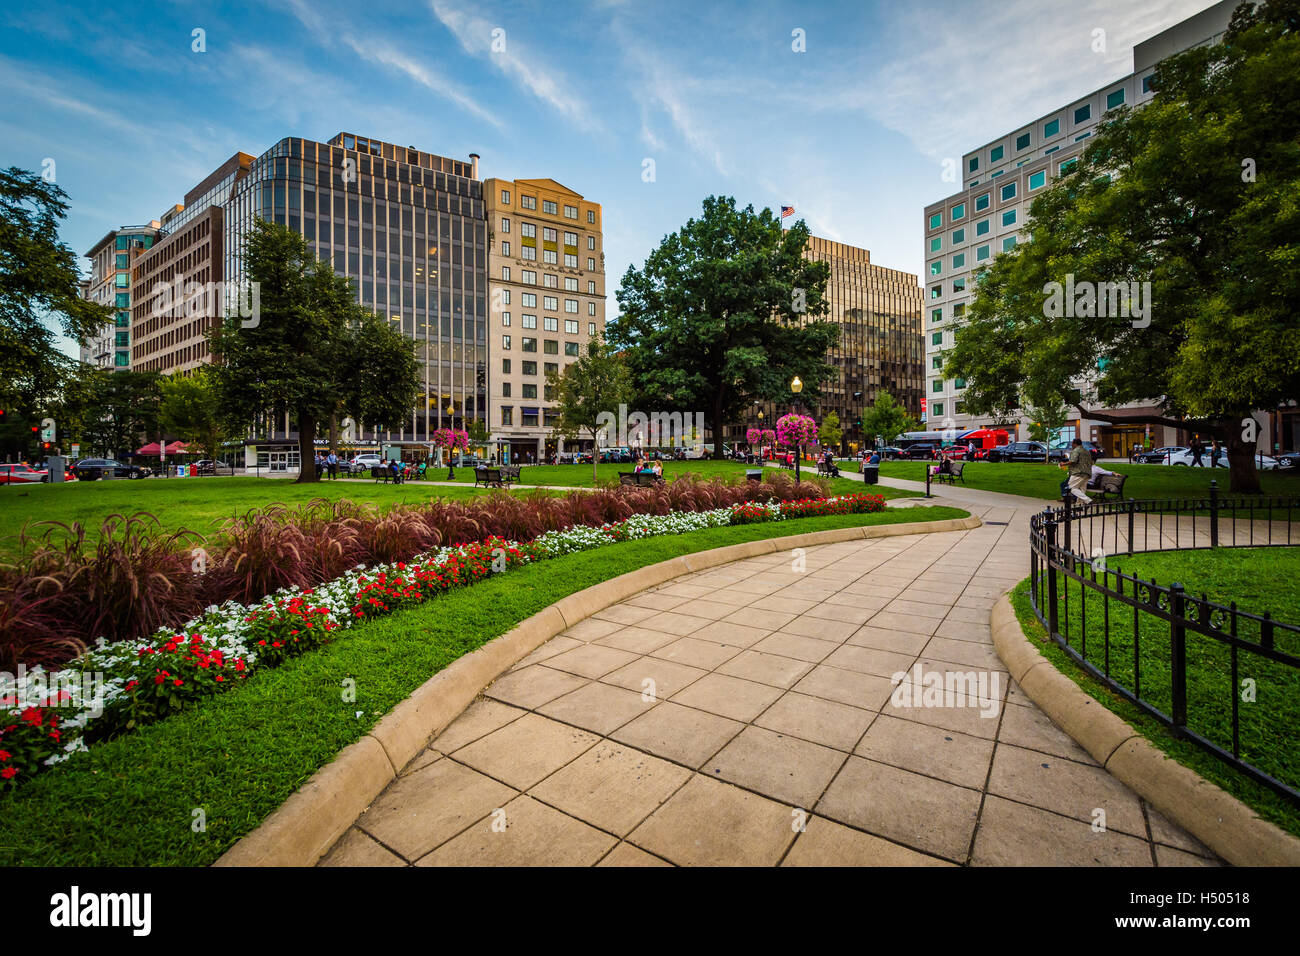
[1020,546,1300,835]
[0,477,555,554]
[0,504,967,866]
[878,460,1300,501]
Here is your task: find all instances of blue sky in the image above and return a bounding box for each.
[2,0,1221,358]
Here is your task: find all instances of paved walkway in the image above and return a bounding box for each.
[319,483,1221,867]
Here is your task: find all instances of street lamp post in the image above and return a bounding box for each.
[791,376,803,483]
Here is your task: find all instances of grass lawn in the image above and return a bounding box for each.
[878,459,1300,501]
[0,503,968,866]
[380,458,919,500]
[1018,546,1300,836]
[0,478,558,555]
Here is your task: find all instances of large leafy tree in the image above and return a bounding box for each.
[546,333,633,484]
[0,167,112,438]
[945,0,1300,493]
[209,219,419,482]
[610,196,840,459]
[159,368,225,463]
[79,370,163,459]
[860,390,916,446]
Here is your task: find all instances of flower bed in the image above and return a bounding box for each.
[0,491,884,788]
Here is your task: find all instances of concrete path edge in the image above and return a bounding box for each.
[990,594,1300,866]
[215,512,981,866]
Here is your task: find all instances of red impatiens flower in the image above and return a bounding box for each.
[1,767,16,779]
[0,749,10,761]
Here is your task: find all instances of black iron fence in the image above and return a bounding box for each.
[1028,482,1300,806]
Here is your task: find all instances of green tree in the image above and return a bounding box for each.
[466,418,490,445]
[610,196,840,459]
[818,409,842,451]
[79,370,163,460]
[0,168,112,448]
[159,368,225,463]
[545,333,633,484]
[860,390,916,446]
[944,1,1300,493]
[1025,399,1070,460]
[209,219,419,482]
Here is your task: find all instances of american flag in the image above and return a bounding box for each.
[780,205,795,218]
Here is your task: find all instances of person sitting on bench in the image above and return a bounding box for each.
[1059,461,1114,497]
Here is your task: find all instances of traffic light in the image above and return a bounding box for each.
[0,409,6,423]
[30,425,39,436]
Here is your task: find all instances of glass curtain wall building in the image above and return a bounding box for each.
[224,133,487,445]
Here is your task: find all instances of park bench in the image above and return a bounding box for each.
[816,460,839,478]
[474,467,505,489]
[1087,472,1128,500]
[618,471,665,488]
[371,465,392,484]
[500,465,521,486]
[932,459,965,485]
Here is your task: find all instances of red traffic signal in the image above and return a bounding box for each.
[30,425,39,434]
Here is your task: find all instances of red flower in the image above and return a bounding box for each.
[1,767,16,779]
[173,679,184,687]
[0,749,9,761]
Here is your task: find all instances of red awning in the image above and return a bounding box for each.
[134,441,190,456]
[135,442,162,456]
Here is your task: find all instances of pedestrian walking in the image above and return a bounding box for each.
[1059,438,1094,503]
[1211,440,1223,468]
[1190,438,1204,467]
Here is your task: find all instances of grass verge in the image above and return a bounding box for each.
[0,504,966,866]
[1009,567,1300,839]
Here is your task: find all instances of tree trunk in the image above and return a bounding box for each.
[591,428,599,485]
[297,413,317,483]
[1224,428,1262,495]
[328,411,340,455]
[711,393,726,460]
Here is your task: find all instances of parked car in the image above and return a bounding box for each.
[71,458,151,480]
[193,459,235,476]
[0,463,47,484]
[1052,441,1106,459]
[901,443,941,460]
[347,454,383,474]
[1274,451,1299,469]
[985,442,1066,463]
[874,446,904,461]
[1133,446,1187,464]
[1162,449,1281,470]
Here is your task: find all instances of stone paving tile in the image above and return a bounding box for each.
[754,691,875,752]
[749,631,838,663]
[987,743,1146,838]
[856,714,995,790]
[792,664,895,712]
[865,610,943,636]
[319,827,407,866]
[483,664,589,710]
[628,774,798,866]
[1147,808,1215,857]
[416,794,616,867]
[782,817,953,867]
[662,598,737,620]
[779,616,861,642]
[690,619,772,648]
[996,694,1098,764]
[670,672,784,722]
[358,758,516,861]
[847,626,932,656]
[600,656,709,699]
[610,701,744,768]
[1155,844,1221,867]
[817,756,982,863]
[933,619,993,644]
[560,617,624,642]
[426,698,528,757]
[971,795,1152,867]
[530,740,691,836]
[623,591,688,612]
[802,603,878,626]
[922,637,1005,671]
[597,842,675,866]
[704,725,847,808]
[592,604,659,626]
[512,635,583,669]
[593,625,682,655]
[882,695,1002,740]
[651,635,746,670]
[543,643,641,680]
[451,713,599,790]
[644,610,714,636]
[822,643,916,680]
[716,649,814,689]
[537,680,657,736]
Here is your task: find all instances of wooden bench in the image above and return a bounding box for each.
[371,465,391,483]
[474,467,505,489]
[1087,472,1127,500]
[618,471,665,488]
[932,459,965,485]
[500,465,521,486]
[816,460,840,478]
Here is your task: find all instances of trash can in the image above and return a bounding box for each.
[862,464,879,485]
[746,469,763,482]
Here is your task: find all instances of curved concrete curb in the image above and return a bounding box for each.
[216,512,980,867]
[991,594,1300,867]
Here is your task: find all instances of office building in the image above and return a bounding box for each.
[81,223,162,370]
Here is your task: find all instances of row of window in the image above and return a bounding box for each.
[498,406,559,428]
[966,85,1134,176]
[928,172,1047,232]
[502,359,559,376]
[500,314,593,332]
[501,220,595,249]
[500,383,554,400]
[501,243,588,267]
[497,271,598,293]
[496,290,597,313]
[500,336,583,356]
[500,189,596,224]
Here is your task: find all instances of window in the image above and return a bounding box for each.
[501,189,511,204]
[1073,104,1091,124]
[543,295,558,311]
[501,312,511,327]
[932,331,943,345]
[587,236,596,249]
[929,237,942,253]
[521,245,536,261]
[521,195,537,210]
[502,267,510,280]
[115,254,128,269]
[500,218,511,233]
[520,223,536,238]
[502,359,511,373]
[542,200,557,215]
[523,337,537,352]
[522,292,536,307]
[522,314,537,329]
[928,212,943,229]
[1001,209,1017,226]
[1142,73,1155,94]
[930,402,944,417]
[564,342,580,356]
[522,384,537,399]
[932,356,943,370]
[989,145,1004,162]
[990,170,1004,178]
[1044,118,1060,137]
[500,241,510,256]
[955,378,967,390]
[1000,182,1017,201]
[544,273,558,288]
[501,407,513,426]
[1059,157,1078,175]
[968,157,979,173]
[116,293,130,308]
[522,270,536,284]
[951,202,965,221]
[951,228,965,244]
[1016,132,1031,151]
[587,281,596,294]
[588,322,596,335]
[974,192,990,211]
[931,308,942,323]
[522,361,537,375]
[565,299,578,313]
[952,253,965,268]
[544,339,559,355]
[952,278,966,292]
[564,277,578,291]
[933,379,944,393]
[502,334,511,349]
[587,209,595,223]
[544,362,558,376]
[565,319,579,333]
[1002,236,1017,252]
[1106,88,1125,110]
[543,249,557,264]
[115,311,130,327]
[542,227,557,242]
[587,257,596,270]
[115,273,129,288]
[564,253,578,267]
[564,204,578,219]
[953,303,966,317]
[975,219,990,236]
[976,244,991,261]
[954,402,965,414]
[930,261,942,276]
[502,382,511,397]
[563,231,577,246]
[522,408,539,427]
[499,289,511,305]
[930,285,941,299]
[544,316,558,331]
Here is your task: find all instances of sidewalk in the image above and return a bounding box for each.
[319,485,1218,867]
